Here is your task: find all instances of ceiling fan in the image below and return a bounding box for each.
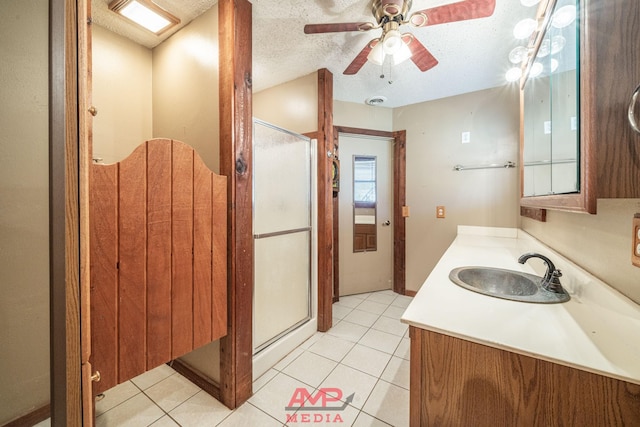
[304,0,497,75]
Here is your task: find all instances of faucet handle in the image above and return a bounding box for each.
[545,269,565,293]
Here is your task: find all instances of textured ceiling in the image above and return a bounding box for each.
[92,0,539,108]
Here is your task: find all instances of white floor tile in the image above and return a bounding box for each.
[145,372,201,412]
[169,390,232,426]
[319,363,377,410]
[131,364,176,390]
[372,315,409,337]
[343,309,380,327]
[356,300,390,315]
[282,351,337,388]
[394,337,411,361]
[95,381,141,416]
[96,393,165,427]
[218,402,283,427]
[359,329,403,355]
[391,295,413,309]
[366,293,397,305]
[362,381,410,427]
[352,411,393,426]
[298,332,324,350]
[332,304,352,320]
[149,415,180,426]
[335,295,363,308]
[326,320,369,342]
[341,344,392,378]
[253,368,278,393]
[380,357,410,390]
[249,372,308,422]
[307,334,355,362]
[381,305,406,320]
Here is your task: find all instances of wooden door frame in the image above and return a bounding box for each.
[333,126,407,296]
[51,0,84,424]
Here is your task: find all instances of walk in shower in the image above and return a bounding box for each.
[252,119,317,379]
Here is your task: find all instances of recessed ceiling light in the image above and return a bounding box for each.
[365,96,387,106]
[513,18,537,40]
[109,0,180,35]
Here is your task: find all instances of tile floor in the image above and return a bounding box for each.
[67,290,412,427]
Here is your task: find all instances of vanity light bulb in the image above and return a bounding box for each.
[508,46,528,64]
[552,5,577,29]
[506,67,523,82]
[537,38,551,57]
[529,62,544,78]
[513,18,537,40]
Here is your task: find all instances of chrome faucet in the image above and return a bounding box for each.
[518,253,566,294]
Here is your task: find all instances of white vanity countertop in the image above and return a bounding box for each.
[401,226,640,386]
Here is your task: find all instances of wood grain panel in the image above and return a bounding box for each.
[117,145,147,382]
[392,130,406,295]
[211,173,228,340]
[411,328,640,426]
[171,143,194,358]
[89,163,118,395]
[146,140,172,368]
[219,0,254,408]
[193,154,213,348]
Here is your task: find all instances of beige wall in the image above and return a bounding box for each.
[254,72,318,135]
[334,100,393,131]
[394,86,521,291]
[92,25,153,164]
[522,200,640,304]
[0,1,50,423]
[153,5,220,172]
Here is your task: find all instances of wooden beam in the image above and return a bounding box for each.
[50,0,83,424]
[393,130,406,295]
[317,69,334,332]
[218,0,253,409]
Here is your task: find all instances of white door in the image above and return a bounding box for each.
[338,134,393,296]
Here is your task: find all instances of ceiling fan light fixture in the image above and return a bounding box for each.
[367,40,385,65]
[109,0,180,35]
[551,5,576,28]
[383,29,403,54]
[505,67,523,82]
[393,39,412,65]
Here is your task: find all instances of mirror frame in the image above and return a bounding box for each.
[519,0,596,214]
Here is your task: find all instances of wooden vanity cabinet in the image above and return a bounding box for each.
[520,0,640,214]
[409,327,640,426]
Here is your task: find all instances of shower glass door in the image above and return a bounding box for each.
[253,119,313,354]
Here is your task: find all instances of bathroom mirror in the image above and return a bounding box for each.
[522,0,579,197]
[353,155,377,252]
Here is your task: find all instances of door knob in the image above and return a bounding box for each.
[88,106,98,116]
[382,220,391,226]
[91,371,101,382]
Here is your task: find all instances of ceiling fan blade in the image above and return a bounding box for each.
[410,0,496,27]
[304,22,375,34]
[344,39,378,75]
[403,35,439,72]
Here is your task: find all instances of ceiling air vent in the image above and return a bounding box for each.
[365,96,387,106]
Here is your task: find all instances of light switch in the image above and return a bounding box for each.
[632,214,640,267]
[402,206,410,217]
[436,206,446,219]
[461,132,471,144]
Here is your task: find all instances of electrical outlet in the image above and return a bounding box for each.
[633,214,640,267]
[461,132,471,144]
[436,206,446,219]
